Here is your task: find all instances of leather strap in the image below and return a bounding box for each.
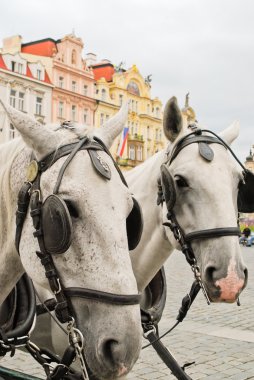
[145,330,192,379]
[169,134,224,164]
[64,287,141,306]
[185,227,241,242]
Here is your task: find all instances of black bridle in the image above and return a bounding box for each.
[15,135,141,380]
[158,127,243,302]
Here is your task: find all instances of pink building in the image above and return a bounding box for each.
[21,34,96,125]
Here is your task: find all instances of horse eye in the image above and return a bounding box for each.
[65,200,79,218]
[175,175,188,188]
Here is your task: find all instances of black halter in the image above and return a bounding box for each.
[16,136,141,325]
[158,127,245,302]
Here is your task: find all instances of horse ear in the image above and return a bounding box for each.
[163,97,183,142]
[94,102,129,148]
[219,121,240,145]
[0,100,59,157]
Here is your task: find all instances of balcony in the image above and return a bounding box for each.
[128,133,144,142]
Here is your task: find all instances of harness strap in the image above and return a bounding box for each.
[185,227,241,242]
[64,287,141,306]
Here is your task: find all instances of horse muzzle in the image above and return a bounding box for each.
[203,258,248,302]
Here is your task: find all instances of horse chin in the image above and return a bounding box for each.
[71,300,141,380]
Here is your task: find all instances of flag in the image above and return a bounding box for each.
[117,127,129,157]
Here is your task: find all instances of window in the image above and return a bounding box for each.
[71,105,76,121]
[136,101,138,113]
[137,146,143,161]
[83,109,88,124]
[58,101,64,118]
[11,61,16,72]
[100,113,104,126]
[18,63,23,74]
[134,122,138,135]
[9,123,15,139]
[119,94,123,106]
[18,92,24,111]
[37,69,42,80]
[10,89,16,107]
[83,85,88,96]
[155,107,160,118]
[71,50,77,65]
[155,129,159,141]
[129,145,135,160]
[101,89,106,101]
[106,115,109,121]
[72,81,76,92]
[147,104,150,114]
[132,100,135,112]
[36,97,42,115]
[59,77,64,88]
[131,122,134,136]
[147,126,150,139]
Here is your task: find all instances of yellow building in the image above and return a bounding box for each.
[92,61,165,169]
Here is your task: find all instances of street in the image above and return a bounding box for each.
[0,246,254,379]
[128,245,254,380]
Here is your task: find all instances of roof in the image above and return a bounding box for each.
[21,38,59,57]
[0,53,52,85]
[92,62,115,82]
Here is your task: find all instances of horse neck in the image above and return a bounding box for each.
[126,149,175,292]
[0,139,29,303]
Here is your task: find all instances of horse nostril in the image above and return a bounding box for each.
[205,266,216,283]
[99,338,126,368]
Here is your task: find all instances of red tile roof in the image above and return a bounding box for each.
[0,54,52,85]
[0,54,8,70]
[92,62,115,82]
[21,38,58,57]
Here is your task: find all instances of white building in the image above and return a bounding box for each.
[0,35,53,143]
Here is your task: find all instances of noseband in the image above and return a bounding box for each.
[16,136,141,325]
[158,127,248,301]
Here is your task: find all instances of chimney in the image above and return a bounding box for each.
[86,52,97,67]
[2,35,22,54]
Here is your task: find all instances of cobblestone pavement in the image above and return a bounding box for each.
[0,246,254,379]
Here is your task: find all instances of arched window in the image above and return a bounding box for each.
[71,50,77,65]
[129,145,135,160]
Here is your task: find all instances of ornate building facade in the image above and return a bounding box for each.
[245,147,254,172]
[92,61,165,168]
[21,34,96,126]
[0,35,53,143]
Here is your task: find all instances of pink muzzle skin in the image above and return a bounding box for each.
[215,258,245,302]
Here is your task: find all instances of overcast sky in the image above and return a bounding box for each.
[1,0,253,161]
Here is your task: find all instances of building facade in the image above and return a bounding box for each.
[21,34,96,126]
[245,148,254,172]
[92,61,165,168]
[0,35,53,143]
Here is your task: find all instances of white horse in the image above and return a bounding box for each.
[0,101,142,380]
[128,96,247,302]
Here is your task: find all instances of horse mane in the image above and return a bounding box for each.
[0,138,27,250]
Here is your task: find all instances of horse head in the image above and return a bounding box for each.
[0,100,141,379]
[161,96,248,303]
